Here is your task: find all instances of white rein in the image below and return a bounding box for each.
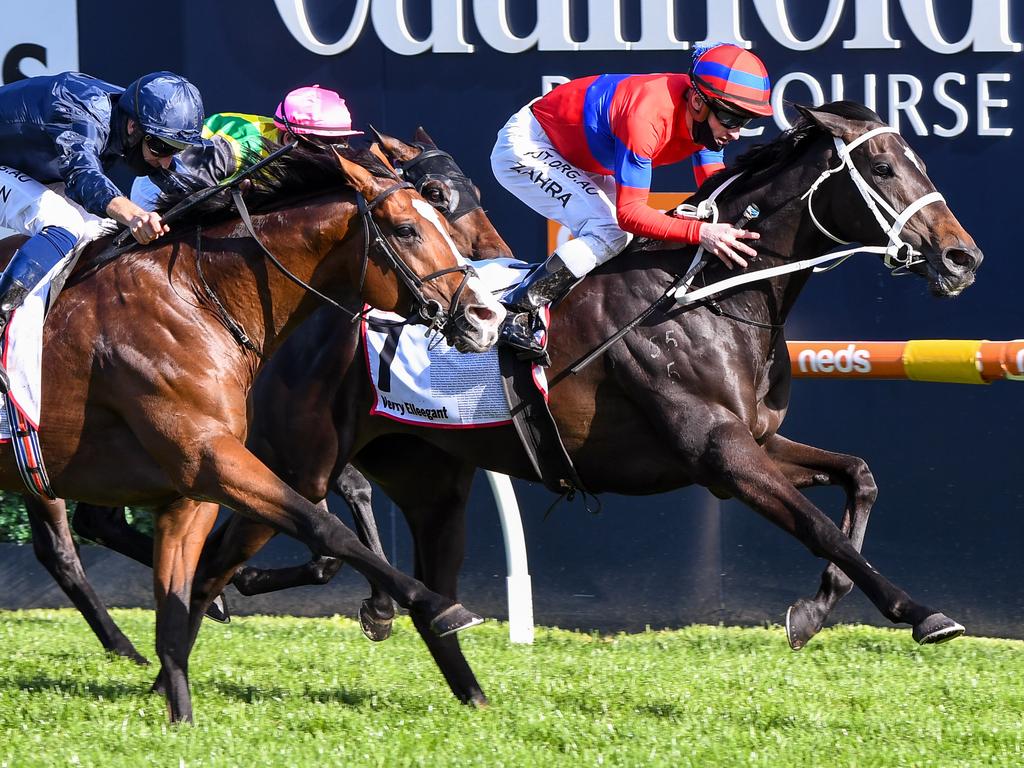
[672,126,946,306]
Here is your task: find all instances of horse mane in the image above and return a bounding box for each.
[155,141,397,227]
[699,100,884,198]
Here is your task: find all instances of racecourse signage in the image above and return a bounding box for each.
[275,0,1019,137]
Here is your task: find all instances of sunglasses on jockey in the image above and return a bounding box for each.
[143,133,188,158]
[695,90,758,130]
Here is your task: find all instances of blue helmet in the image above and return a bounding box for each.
[120,71,211,149]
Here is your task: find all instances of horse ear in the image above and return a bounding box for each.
[413,126,438,149]
[794,104,861,141]
[368,124,420,164]
[368,142,398,173]
[333,149,379,200]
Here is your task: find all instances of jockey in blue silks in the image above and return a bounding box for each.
[0,70,211,391]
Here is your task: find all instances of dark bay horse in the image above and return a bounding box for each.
[0,142,505,722]
[19,128,512,661]
[49,104,983,708]
[172,102,982,706]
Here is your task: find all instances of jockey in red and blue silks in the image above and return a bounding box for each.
[490,43,773,359]
[0,70,210,391]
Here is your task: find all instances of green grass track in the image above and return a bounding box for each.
[0,609,1021,767]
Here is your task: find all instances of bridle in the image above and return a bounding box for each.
[395,145,483,222]
[802,127,946,274]
[198,178,476,357]
[572,123,952,373]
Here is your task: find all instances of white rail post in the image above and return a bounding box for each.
[485,470,534,644]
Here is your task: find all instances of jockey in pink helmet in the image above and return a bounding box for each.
[491,43,772,359]
[131,84,363,209]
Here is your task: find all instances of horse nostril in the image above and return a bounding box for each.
[942,247,979,272]
[469,305,497,325]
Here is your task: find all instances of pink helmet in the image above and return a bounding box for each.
[273,84,364,137]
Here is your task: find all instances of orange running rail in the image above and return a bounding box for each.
[788,340,1024,384]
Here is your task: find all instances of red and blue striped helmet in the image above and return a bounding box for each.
[690,44,773,117]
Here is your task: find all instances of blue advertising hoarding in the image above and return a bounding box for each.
[2,2,1019,634]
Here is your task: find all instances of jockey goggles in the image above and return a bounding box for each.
[698,91,758,129]
[143,134,186,157]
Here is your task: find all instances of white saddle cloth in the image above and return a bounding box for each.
[363,257,547,428]
[0,253,72,439]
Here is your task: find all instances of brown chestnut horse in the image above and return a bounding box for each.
[29,128,512,662]
[0,141,505,722]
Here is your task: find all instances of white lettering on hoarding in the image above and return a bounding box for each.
[751,0,846,51]
[276,0,1022,55]
[933,73,970,137]
[797,346,873,374]
[978,74,1013,137]
[769,71,1012,136]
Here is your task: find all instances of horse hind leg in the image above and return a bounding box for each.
[25,496,149,664]
[763,434,878,650]
[703,422,962,645]
[338,464,395,642]
[229,465,396,641]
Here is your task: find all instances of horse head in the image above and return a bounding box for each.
[795,102,983,297]
[333,147,505,352]
[371,125,514,261]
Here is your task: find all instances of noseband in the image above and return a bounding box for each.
[396,146,483,222]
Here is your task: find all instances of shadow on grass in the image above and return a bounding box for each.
[207,680,373,707]
[3,672,376,709]
[3,674,146,700]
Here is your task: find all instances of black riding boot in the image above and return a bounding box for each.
[499,253,578,362]
[0,226,78,393]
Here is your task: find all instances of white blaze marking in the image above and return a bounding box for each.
[411,198,467,264]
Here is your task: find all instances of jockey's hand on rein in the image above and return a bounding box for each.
[698,222,759,270]
[129,211,170,245]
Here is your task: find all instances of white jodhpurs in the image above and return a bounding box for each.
[490,103,632,278]
[0,166,116,245]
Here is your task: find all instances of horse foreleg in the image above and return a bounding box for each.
[151,498,219,723]
[762,434,878,650]
[184,436,481,641]
[703,421,962,644]
[25,496,148,664]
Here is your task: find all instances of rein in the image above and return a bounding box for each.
[196,179,475,356]
[571,124,945,374]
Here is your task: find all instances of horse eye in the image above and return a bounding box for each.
[872,162,893,178]
[394,224,417,239]
[426,188,444,202]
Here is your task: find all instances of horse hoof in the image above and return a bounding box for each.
[463,691,489,708]
[122,648,150,666]
[913,612,965,645]
[785,598,823,651]
[205,593,231,624]
[429,603,484,637]
[359,599,394,642]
